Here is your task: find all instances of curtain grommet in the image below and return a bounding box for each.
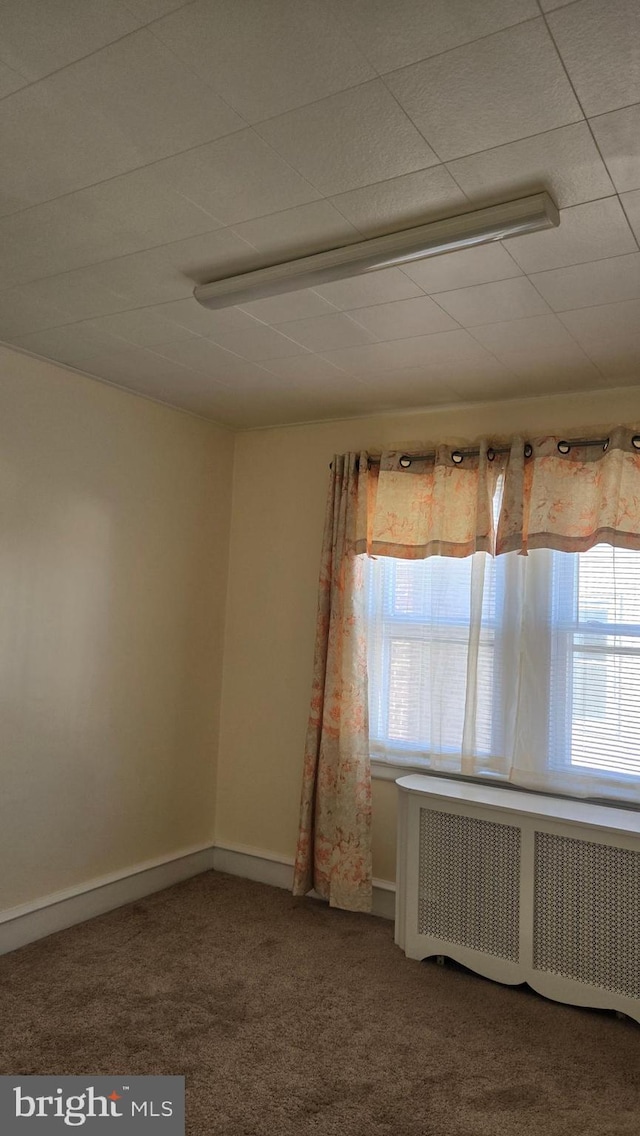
[399,455,412,468]
[451,451,464,464]
[524,443,533,459]
[632,436,640,450]
[487,447,495,462]
[557,441,571,455]
[603,439,610,452]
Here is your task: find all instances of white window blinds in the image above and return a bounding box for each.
[365,545,640,802]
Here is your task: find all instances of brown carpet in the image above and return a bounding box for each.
[1,871,638,1135]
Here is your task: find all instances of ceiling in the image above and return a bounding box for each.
[1,0,639,429]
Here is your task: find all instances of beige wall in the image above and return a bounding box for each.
[0,346,234,911]
[216,386,640,884]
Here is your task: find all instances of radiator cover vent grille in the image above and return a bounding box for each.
[533,831,640,999]
[418,808,520,960]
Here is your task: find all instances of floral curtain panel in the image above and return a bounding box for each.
[295,426,640,913]
[498,427,640,555]
[365,442,505,559]
[292,453,372,913]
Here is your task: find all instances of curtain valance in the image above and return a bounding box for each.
[351,426,640,559]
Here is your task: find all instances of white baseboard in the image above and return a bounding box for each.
[0,844,216,955]
[212,841,396,921]
[0,841,395,955]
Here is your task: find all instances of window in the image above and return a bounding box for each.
[365,544,640,796]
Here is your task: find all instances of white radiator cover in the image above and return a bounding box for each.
[395,775,640,1023]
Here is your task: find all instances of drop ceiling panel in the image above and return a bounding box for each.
[347,296,460,339]
[621,191,640,245]
[329,167,467,238]
[152,0,375,123]
[0,30,245,215]
[530,255,640,312]
[469,313,578,355]
[401,244,523,294]
[547,0,640,117]
[1,0,639,428]
[446,123,614,210]
[327,0,538,74]
[504,198,638,274]
[590,106,640,194]
[231,201,361,260]
[255,81,439,196]
[313,268,424,310]
[0,62,27,97]
[558,300,640,349]
[0,0,145,81]
[274,313,378,352]
[432,277,550,327]
[385,20,582,161]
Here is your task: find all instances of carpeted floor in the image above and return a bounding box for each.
[1,871,639,1135]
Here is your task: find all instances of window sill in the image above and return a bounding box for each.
[371,759,429,782]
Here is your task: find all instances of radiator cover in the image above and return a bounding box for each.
[395,775,640,1023]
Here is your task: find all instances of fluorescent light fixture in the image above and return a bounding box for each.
[193,192,559,311]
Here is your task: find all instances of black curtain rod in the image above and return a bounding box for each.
[368,435,614,467]
[328,434,640,470]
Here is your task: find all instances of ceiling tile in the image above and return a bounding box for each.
[314,267,424,310]
[327,0,537,74]
[590,105,640,193]
[348,296,460,339]
[504,197,638,274]
[153,0,374,123]
[401,243,522,293]
[0,30,245,215]
[0,1,144,81]
[322,329,497,375]
[579,339,640,381]
[447,122,614,210]
[432,277,549,327]
[354,371,463,411]
[538,0,575,10]
[58,249,196,312]
[232,201,361,260]
[0,286,72,338]
[5,272,132,324]
[51,229,257,314]
[232,386,373,428]
[0,62,28,97]
[558,299,640,349]
[620,190,640,246]
[469,313,577,355]
[258,353,348,381]
[238,291,338,324]
[84,347,249,424]
[386,20,582,161]
[151,228,258,288]
[255,80,439,196]
[0,168,222,287]
[329,166,468,237]
[205,322,310,361]
[122,0,190,18]
[530,254,640,312]
[547,0,640,117]
[148,298,239,337]
[152,336,278,381]
[452,355,602,399]
[498,345,603,388]
[11,321,132,366]
[88,309,198,349]
[151,131,321,227]
[274,313,377,351]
